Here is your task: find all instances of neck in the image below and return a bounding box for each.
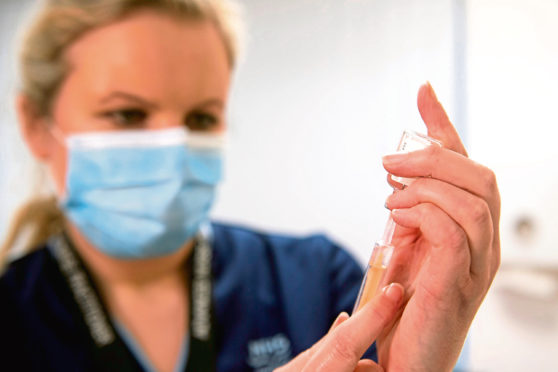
[65,222,194,290]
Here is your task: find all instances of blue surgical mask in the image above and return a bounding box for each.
[57,127,224,259]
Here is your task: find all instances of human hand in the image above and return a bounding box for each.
[378,82,501,371]
[276,283,405,372]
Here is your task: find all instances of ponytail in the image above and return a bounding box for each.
[1,196,64,269]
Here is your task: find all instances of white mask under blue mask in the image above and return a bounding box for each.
[58,127,223,259]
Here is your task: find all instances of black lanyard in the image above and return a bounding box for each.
[49,233,216,372]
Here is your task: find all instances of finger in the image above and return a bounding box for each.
[382,146,501,277]
[302,283,404,372]
[277,312,350,371]
[355,359,384,372]
[382,145,500,223]
[390,205,473,298]
[386,174,405,190]
[386,179,494,279]
[383,144,501,281]
[329,312,350,332]
[417,82,468,156]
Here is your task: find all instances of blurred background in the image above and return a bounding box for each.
[1,0,557,370]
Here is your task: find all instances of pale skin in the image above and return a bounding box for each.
[17,9,501,372]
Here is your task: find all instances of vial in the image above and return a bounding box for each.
[391,130,442,187]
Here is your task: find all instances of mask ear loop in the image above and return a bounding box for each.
[47,123,67,147]
[44,122,70,199]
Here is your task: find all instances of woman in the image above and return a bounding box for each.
[0,0,501,371]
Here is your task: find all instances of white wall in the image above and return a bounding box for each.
[214,0,457,265]
[0,0,37,241]
[466,0,558,370]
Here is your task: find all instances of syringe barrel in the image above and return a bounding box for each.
[352,241,394,314]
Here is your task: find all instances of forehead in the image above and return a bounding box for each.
[63,10,230,101]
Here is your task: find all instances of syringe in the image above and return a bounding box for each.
[352,216,396,313]
[352,130,441,314]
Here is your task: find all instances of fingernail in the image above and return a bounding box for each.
[383,283,404,305]
[385,192,397,209]
[426,81,438,100]
[336,311,348,321]
[382,153,405,166]
[329,312,349,331]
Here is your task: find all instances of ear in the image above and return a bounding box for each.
[16,94,56,161]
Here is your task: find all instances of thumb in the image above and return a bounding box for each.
[355,359,384,372]
[417,82,468,156]
[302,283,404,372]
[275,312,350,371]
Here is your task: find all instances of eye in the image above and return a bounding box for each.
[184,111,219,132]
[102,108,148,127]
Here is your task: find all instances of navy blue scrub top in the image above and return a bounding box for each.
[0,222,376,371]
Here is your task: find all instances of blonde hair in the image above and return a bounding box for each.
[1,0,243,267]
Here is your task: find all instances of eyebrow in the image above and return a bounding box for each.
[99,91,224,110]
[99,91,158,108]
[195,98,225,110]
